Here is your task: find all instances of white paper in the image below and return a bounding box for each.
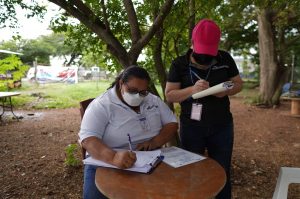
[192,81,234,99]
[83,150,162,173]
[161,146,206,168]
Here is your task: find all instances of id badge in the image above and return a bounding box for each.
[137,114,150,132]
[191,103,202,121]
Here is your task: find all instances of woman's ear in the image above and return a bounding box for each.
[119,79,123,90]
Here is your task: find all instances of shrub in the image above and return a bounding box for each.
[64,143,80,167]
[0,55,29,91]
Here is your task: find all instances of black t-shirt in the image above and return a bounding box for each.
[167,49,239,126]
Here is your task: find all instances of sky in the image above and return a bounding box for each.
[0,1,59,41]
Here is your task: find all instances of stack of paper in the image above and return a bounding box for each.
[83,150,162,174]
[161,146,206,168]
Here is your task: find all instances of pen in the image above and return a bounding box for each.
[127,134,133,151]
[190,70,202,80]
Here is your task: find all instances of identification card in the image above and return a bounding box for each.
[137,114,150,132]
[190,103,202,121]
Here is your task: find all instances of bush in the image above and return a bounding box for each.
[64,143,80,167]
[0,55,29,91]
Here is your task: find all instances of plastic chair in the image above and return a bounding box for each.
[272,167,300,199]
[79,98,95,159]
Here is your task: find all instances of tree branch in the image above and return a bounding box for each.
[100,0,110,30]
[48,0,130,66]
[72,0,94,18]
[188,0,195,42]
[281,34,300,52]
[123,0,141,44]
[128,0,174,63]
[48,0,104,28]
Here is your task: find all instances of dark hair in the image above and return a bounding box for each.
[109,65,151,89]
[192,52,215,65]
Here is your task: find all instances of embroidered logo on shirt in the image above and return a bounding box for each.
[212,65,229,70]
[146,105,158,110]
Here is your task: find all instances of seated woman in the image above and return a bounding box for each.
[79,65,178,199]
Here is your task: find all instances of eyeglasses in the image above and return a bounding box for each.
[124,83,149,97]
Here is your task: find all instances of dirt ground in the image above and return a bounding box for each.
[0,96,299,199]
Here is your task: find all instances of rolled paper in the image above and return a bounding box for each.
[192,81,234,99]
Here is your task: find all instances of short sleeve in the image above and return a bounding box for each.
[78,99,109,142]
[157,97,178,125]
[167,60,181,82]
[225,52,240,78]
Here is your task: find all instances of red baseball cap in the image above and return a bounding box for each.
[192,19,221,56]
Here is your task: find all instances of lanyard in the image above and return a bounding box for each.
[189,64,212,84]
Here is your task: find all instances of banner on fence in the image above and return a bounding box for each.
[27,66,78,84]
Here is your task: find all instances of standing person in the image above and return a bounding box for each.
[165,19,243,199]
[79,65,178,199]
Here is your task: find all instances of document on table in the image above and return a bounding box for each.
[83,149,163,174]
[161,146,206,168]
[192,81,234,99]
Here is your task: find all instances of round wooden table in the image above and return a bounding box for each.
[95,158,226,199]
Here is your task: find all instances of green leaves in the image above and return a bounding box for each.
[0,0,46,28]
[0,33,78,65]
[0,55,29,91]
[64,143,80,167]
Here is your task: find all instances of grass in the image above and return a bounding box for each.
[10,80,112,109]
[7,79,260,109]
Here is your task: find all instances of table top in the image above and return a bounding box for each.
[281,96,300,101]
[0,92,21,98]
[95,158,226,199]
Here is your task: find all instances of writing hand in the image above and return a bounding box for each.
[112,151,136,169]
[193,80,209,94]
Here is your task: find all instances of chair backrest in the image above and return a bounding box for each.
[80,98,95,119]
[272,167,300,199]
[79,98,95,159]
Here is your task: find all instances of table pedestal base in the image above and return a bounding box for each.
[291,99,300,116]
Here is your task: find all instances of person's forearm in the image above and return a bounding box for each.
[81,137,116,164]
[150,123,178,147]
[166,87,194,103]
[227,81,242,96]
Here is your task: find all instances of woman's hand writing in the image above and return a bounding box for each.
[112,151,136,169]
[192,80,209,94]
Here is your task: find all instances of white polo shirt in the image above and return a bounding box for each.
[79,86,177,150]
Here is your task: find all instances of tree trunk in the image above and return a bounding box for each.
[148,3,166,100]
[272,67,289,104]
[188,0,195,43]
[33,58,39,86]
[153,25,167,98]
[152,20,174,109]
[257,8,279,105]
[151,3,173,109]
[272,27,290,105]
